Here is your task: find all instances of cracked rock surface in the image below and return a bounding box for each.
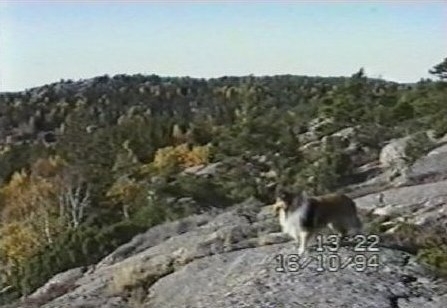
[17,197,447,308]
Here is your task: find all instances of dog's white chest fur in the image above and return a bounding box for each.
[278,208,302,238]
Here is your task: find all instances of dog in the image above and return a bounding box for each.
[272,187,363,255]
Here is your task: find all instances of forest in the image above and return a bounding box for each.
[0,57,446,302]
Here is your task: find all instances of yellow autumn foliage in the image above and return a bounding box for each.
[0,159,70,273]
[152,143,211,171]
[0,156,65,222]
[106,177,143,204]
[0,169,56,223]
[5,169,28,190]
[182,144,211,167]
[0,222,43,265]
[152,145,179,171]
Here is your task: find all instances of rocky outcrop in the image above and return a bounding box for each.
[378,131,447,182]
[344,134,447,198]
[182,162,222,177]
[300,125,376,169]
[23,267,86,307]
[378,140,447,187]
[379,136,412,169]
[354,179,447,229]
[405,144,447,183]
[16,193,447,308]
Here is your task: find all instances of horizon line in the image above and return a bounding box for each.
[1,70,426,94]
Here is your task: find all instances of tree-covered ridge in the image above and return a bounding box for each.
[0,59,446,303]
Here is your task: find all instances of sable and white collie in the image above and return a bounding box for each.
[272,187,363,255]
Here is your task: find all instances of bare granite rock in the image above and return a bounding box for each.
[405,145,447,183]
[15,194,446,308]
[427,143,447,156]
[355,179,447,212]
[377,133,447,187]
[146,245,445,308]
[354,179,447,230]
[379,136,411,169]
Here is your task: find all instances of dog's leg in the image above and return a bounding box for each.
[291,230,300,251]
[333,223,348,237]
[351,217,364,236]
[298,230,310,256]
[327,223,340,235]
[345,217,364,237]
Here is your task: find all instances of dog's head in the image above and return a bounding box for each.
[272,197,287,216]
[272,186,294,216]
[271,186,308,216]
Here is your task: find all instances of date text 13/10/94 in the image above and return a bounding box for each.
[274,253,380,273]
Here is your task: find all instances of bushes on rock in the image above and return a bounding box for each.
[404,132,435,165]
[364,212,447,277]
[5,221,147,298]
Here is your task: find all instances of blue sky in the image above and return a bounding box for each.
[1,2,446,92]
